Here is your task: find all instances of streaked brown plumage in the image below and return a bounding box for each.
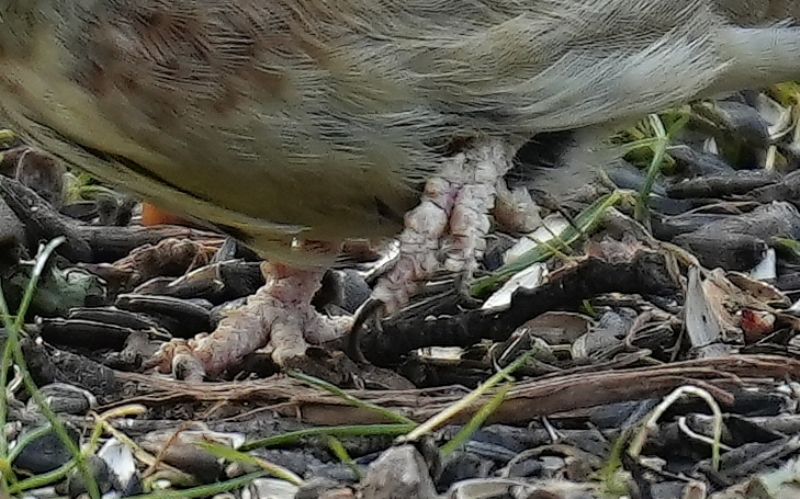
[0,1,799,377]
[1,1,797,262]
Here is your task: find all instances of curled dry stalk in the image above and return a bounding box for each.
[628,384,723,471]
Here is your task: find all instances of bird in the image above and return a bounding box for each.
[0,0,799,380]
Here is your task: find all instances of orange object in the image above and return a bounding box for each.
[740,309,776,344]
[141,202,190,227]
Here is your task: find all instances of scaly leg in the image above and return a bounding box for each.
[151,261,351,381]
[350,138,517,355]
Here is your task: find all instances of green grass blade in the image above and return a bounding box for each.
[198,443,303,486]
[440,383,512,457]
[327,436,362,480]
[288,371,415,425]
[0,237,101,499]
[471,191,623,296]
[241,423,416,451]
[127,471,266,499]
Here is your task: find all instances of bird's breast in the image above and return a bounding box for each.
[0,33,420,260]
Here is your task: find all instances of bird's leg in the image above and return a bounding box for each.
[351,138,517,349]
[151,259,351,381]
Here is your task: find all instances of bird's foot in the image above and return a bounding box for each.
[349,138,517,356]
[149,262,352,381]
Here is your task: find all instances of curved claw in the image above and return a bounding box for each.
[143,339,208,381]
[346,297,386,364]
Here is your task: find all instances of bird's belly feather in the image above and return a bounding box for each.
[0,40,416,264]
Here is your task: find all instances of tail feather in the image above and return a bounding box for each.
[712,26,800,93]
